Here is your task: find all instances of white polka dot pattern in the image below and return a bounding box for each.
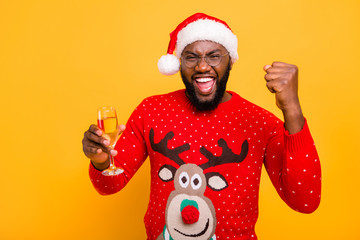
[89,90,321,240]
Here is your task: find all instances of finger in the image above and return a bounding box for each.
[85,147,109,163]
[84,142,115,161]
[266,82,276,93]
[85,130,110,146]
[271,61,290,67]
[110,149,118,156]
[266,81,282,93]
[89,124,103,136]
[264,73,281,82]
[118,124,126,135]
[264,65,272,71]
[86,146,103,155]
[83,140,106,154]
[264,67,285,73]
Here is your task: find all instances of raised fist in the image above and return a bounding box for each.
[264,61,300,111]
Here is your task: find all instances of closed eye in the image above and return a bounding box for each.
[207,55,221,60]
[184,55,198,61]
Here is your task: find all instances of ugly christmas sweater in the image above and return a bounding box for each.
[89,89,321,240]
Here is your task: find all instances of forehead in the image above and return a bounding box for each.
[182,40,227,55]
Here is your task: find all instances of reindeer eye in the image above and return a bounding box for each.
[191,174,202,190]
[179,172,189,188]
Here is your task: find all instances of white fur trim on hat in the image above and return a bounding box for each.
[175,19,238,64]
[158,54,180,75]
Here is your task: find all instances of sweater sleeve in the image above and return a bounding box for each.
[89,101,149,195]
[263,118,321,213]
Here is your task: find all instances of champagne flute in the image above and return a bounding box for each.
[97,106,124,176]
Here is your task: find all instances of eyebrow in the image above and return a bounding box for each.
[183,49,222,55]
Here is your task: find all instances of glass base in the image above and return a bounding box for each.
[102,167,124,176]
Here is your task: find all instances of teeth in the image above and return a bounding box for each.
[196,78,213,83]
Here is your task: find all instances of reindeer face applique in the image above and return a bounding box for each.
[150,129,248,240]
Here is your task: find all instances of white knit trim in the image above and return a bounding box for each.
[175,19,238,64]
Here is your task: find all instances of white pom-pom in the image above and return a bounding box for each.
[157,54,180,75]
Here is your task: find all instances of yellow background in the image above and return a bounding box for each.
[1,0,359,239]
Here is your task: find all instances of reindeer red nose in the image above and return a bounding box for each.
[181,200,199,224]
[182,205,199,224]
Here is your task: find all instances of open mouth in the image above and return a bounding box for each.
[194,77,216,95]
[173,218,209,237]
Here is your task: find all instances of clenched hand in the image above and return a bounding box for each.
[263,62,304,134]
[82,124,126,170]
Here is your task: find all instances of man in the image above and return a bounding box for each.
[82,13,321,240]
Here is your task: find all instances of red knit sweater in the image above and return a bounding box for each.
[89,90,321,240]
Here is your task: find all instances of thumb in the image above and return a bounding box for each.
[118,124,126,135]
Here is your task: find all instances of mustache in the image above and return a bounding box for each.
[181,64,231,111]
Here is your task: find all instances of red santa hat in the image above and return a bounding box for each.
[158,13,238,75]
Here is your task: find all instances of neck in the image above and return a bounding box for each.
[220,92,232,103]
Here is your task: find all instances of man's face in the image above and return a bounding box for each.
[180,41,232,111]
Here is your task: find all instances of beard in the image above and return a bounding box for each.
[181,64,231,112]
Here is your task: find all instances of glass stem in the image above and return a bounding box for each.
[109,144,116,169]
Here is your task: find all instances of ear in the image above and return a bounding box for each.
[205,172,228,191]
[158,164,177,182]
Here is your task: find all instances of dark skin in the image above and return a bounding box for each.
[263,62,305,133]
[82,124,125,170]
[82,41,304,170]
[180,41,232,104]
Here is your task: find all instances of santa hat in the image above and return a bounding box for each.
[158,13,238,75]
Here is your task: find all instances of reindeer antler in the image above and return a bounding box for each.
[149,128,190,166]
[199,139,248,170]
